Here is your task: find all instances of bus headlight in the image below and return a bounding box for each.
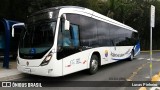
[40,54,52,66]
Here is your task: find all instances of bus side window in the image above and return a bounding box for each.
[62,30,72,47]
[70,24,79,48]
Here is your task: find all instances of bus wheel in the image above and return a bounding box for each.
[129,50,134,61]
[89,55,99,74]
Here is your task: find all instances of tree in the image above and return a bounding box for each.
[1,0,160,50]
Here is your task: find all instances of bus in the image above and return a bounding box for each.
[15,6,140,77]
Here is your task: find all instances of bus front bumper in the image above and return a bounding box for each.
[17,64,61,77]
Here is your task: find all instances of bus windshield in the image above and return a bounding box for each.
[19,20,56,59]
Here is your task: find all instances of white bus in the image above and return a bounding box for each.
[16,6,140,77]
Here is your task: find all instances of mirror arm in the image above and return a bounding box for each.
[12,23,25,37]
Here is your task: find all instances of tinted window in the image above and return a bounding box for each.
[80,15,98,47]
[123,30,133,46]
[70,24,80,47]
[132,32,139,44]
[66,13,80,25]
[109,25,136,46]
[109,24,120,46]
[97,20,111,46]
[116,28,125,46]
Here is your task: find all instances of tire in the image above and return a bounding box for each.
[88,55,99,74]
[129,50,134,61]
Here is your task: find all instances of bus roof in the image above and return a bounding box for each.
[32,6,137,32]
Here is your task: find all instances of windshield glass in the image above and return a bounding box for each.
[19,21,56,59]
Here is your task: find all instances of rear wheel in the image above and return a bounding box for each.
[88,55,99,74]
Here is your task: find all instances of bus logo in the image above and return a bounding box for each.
[26,61,29,66]
[105,50,108,57]
[30,48,36,54]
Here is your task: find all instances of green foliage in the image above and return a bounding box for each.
[0,0,160,50]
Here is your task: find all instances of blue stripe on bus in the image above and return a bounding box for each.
[134,42,140,56]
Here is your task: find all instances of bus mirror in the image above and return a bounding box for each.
[12,23,25,37]
[64,20,70,31]
[12,27,15,37]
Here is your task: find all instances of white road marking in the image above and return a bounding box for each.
[145,76,150,79]
[137,58,160,61]
[138,58,145,60]
[146,58,160,61]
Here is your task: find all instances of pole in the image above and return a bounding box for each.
[150,26,152,78]
[150,5,155,79]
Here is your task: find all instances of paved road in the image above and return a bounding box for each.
[1,52,160,90]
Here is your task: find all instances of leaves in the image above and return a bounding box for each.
[0,0,160,50]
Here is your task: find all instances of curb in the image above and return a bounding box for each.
[138,72,160,90]
[0,73,26,81]
[141,50,160,52]
[151,72,160,83]
[139,87,147,90]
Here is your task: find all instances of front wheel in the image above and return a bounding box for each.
[88,55,99,74]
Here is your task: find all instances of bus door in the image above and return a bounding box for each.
[57,19,87,75]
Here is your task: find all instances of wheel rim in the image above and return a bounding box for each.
[91,59,98,71]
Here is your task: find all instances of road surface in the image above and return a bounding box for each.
[2,52,160,90]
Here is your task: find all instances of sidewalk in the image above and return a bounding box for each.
[0,61,24,81]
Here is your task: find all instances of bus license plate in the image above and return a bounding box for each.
[24,68,31,73]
